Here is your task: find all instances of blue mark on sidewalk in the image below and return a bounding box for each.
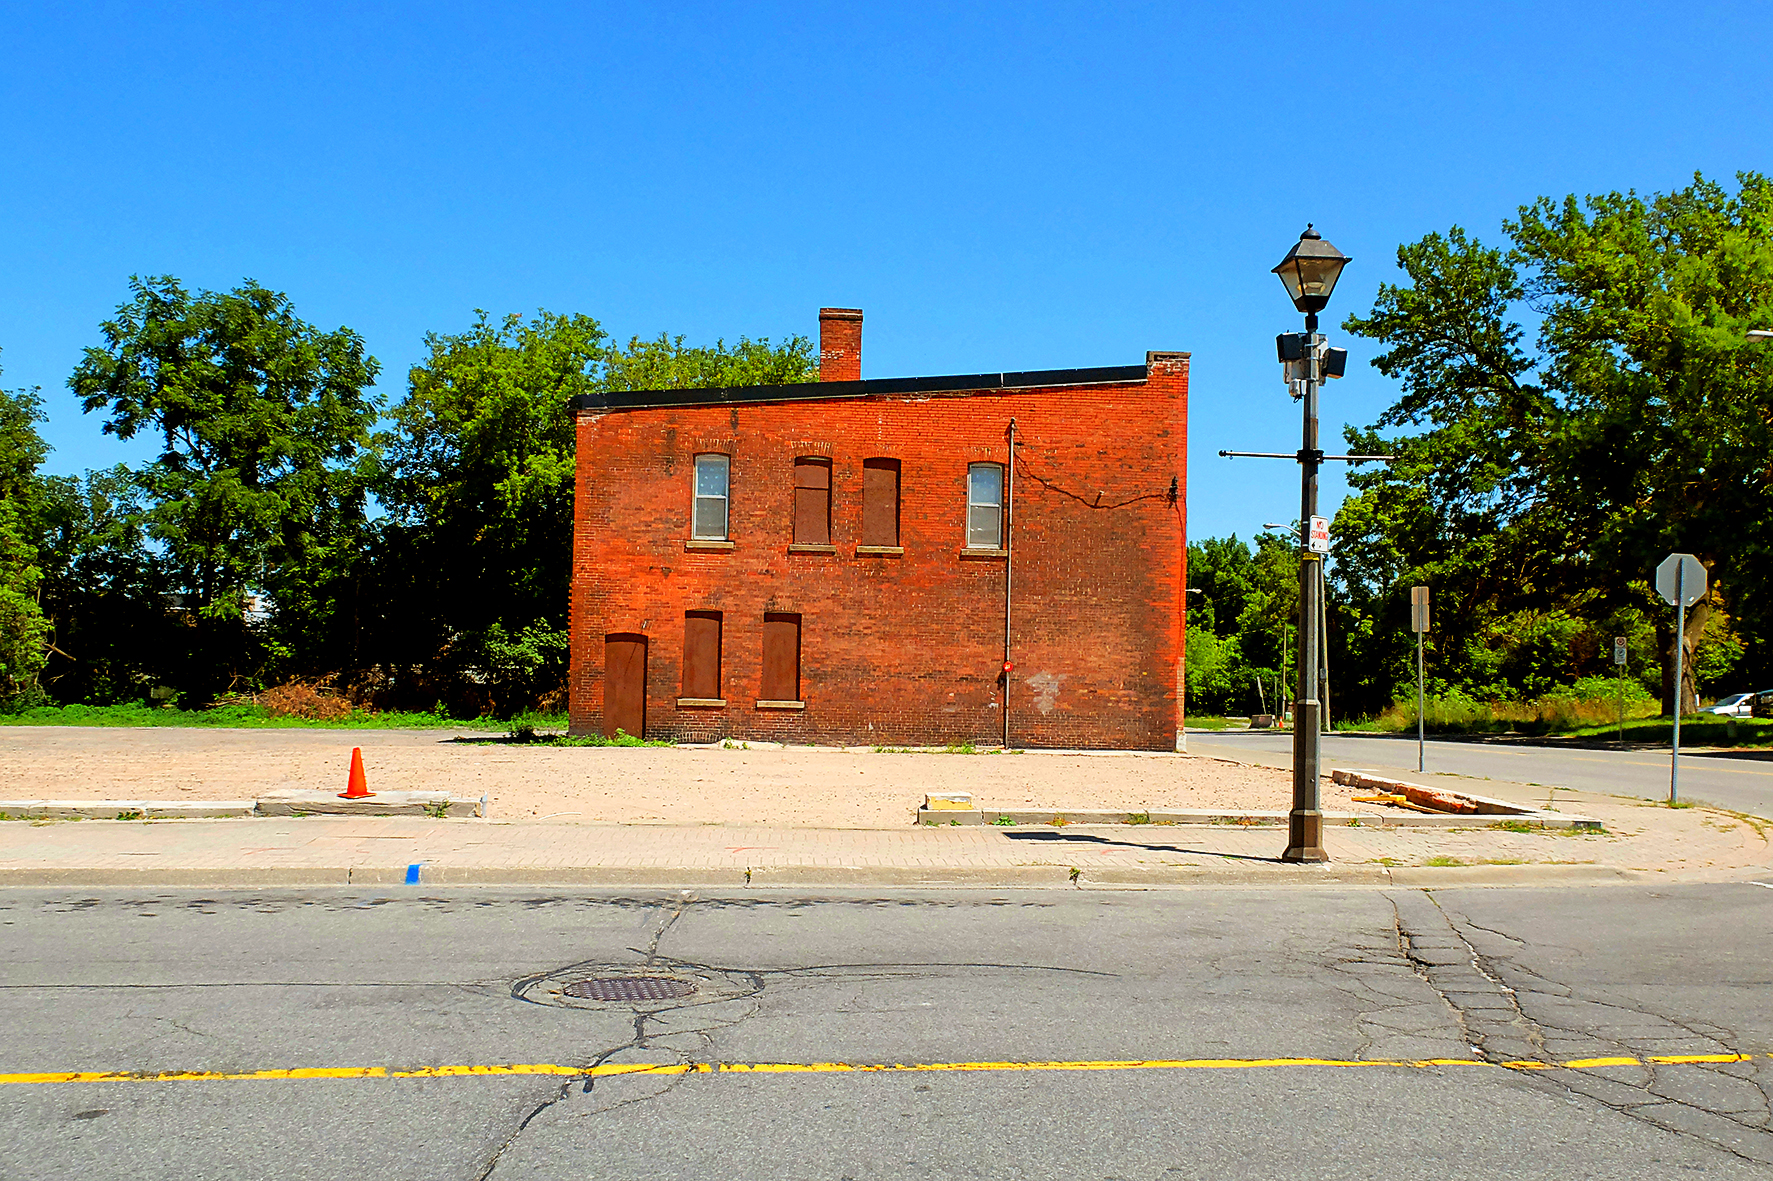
[405,863,421,885]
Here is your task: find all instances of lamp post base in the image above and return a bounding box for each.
[1282,810,1329,863]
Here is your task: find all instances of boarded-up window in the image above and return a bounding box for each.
[793,458,831,545]
[693,454,729,539]
[682,611,722,699]
[861,458,900,547]
[967,463,1003,548]
[761,613,801,702]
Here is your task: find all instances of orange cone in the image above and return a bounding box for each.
[339,747,374,798]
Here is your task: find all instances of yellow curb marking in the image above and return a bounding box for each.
[0,1053,1759,1086]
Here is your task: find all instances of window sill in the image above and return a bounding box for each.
[685,539,735,551]
[676,698,726,708]
[856,545,904,556]
[755,699,805,710]
[787,543,837,554]
[959,548,1008,559]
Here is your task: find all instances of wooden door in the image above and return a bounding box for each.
[604,634,647,739]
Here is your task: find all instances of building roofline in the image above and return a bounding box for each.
[569,363,1154,412]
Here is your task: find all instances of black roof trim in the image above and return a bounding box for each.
[568,363,1149,412]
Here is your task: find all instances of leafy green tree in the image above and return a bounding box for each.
[69,276,381,701]
[0,376,50,701]
[1185,533,1302,714]
[31,467,166,703]
[1339,172,1773,715]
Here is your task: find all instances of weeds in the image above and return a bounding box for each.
[423,800,451,819]
[992,815,1018,826]
[1126,811,1151,825]
[1490,819,1537,833]
[465,728,672,749]
[1423,855,1465,867]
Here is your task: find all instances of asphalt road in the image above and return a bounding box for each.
[4,885,1773,1179]
[1190,729,1773,818]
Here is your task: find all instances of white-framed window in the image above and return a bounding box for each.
[966,462,1003,549]
[693,454,730,539]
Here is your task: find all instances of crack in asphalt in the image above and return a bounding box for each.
[480,893,766,1179]
[1390,889,1773,1167]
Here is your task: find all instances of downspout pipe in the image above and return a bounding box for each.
[1003,418,1016,750]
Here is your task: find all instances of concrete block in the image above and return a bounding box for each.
[254,790,482,817]
[0,800,256,820]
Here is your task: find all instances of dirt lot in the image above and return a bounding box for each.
[0,727,1361,827]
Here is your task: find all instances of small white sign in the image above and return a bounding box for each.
[1613,637,1627,666]
[1307,516,1331,554]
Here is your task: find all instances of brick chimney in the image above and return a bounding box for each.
[818,308,863,382]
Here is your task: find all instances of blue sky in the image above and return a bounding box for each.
[3,1,1768,543]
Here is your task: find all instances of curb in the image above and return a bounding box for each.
[0,862,1681,890]
[915,808,1381,828]
[1330,769,1602,830]
[0,793,485,820]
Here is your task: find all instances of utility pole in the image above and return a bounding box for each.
[1411,586,1429,773]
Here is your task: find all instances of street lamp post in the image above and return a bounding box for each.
[1220,225,1388,863]
[1272,227,1351,862]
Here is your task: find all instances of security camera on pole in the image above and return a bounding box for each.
[1219,226,1395,864]
[1655,553,1706,805]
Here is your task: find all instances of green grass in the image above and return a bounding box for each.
[0,701,562,731]
[1422,855,1465,867]
[1559,716,1773,746]
[1184,715,1233,731]
[1340,700,1773,746]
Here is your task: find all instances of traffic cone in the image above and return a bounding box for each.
[339,747,374,799]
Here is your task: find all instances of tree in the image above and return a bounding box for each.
[1185,533,1301,715]
[1339,173,1773,716]
[69,276,381,701]
[0,374,50,701]
[30,466,166,704]
[369,310,815,713]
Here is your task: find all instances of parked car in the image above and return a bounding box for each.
[1704,692,1756,717]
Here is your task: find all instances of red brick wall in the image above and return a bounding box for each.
[569,354,1188,750]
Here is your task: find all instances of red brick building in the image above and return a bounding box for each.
[568,309,1189,750]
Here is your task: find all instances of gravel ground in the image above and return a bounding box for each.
[0,726,1362,826]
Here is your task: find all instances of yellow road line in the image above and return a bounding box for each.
[0,1054,1760,1086]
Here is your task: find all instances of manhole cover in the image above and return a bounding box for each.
[561,976,696,1002]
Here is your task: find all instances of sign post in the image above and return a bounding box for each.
[1655,554,1707,806]
[1613,636,1627,745]
[1410,586,1429,773]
